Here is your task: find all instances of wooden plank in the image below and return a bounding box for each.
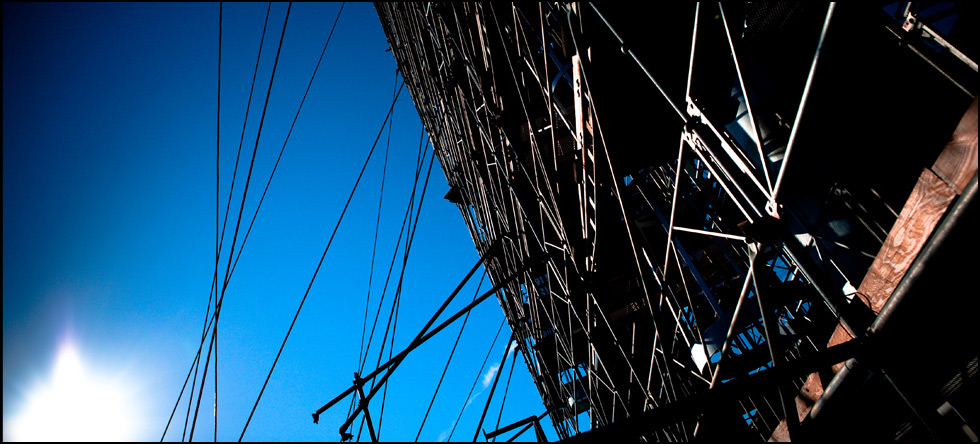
[931,96,978,195]
[770,97,975,442]
[857,168,956,314]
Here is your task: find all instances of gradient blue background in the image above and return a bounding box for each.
[3,3,556,441]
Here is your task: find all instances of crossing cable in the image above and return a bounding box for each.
[356,132,427,375]
[167,6,346,438]
[473,334,517,442]
[190,4,293,440]
[316,249,527,435]
[215,1,273,282]
[414,271,487,441]
[377,149,438,436]
[161,6,271,439]
[357,132,425,377]
[347,133,425,427]
[214,5,223,441]
[347,69,402,434]
[355,70,404,439]
[492,345,519,442]
[350,136,429,439]
[358,65,397,385]
[161,343,204,441]
[352,186,423,434]
[447,320,507,441]
[238,80,406,442]
[361,146,436,441]
[163,4,231,442]
[182,12,347,420]
[226,2,346,280]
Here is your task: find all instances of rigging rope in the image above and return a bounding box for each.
[189,3,293,441]
[166,4,343,439]
[357,131,426,375]
[349,133,427,439]
[358,65,397,383]
[314,253,532,428]
[161,3,233,441]
[163,4,271,438]
[238,80,406,442]
[214,4,225,441]
[216,1,273,281]
[360,136,432,441]
[225,2,346,280]
[356,69,402,440]
[414,271,487,441]
[447,320,507,441]
[492,347,518,441]
[161,345,203,441]
[377,147,437,438]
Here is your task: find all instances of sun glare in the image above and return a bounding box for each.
[8,342,143,441]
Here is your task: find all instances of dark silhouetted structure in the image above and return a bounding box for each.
[374,2,977,441]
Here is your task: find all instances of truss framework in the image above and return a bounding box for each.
[372,2,977,441]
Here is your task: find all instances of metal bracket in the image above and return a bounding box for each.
[902,12,978,73]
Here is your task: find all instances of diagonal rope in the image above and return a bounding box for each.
[357,131,426,376]
[414,272,487,441]
[161,345,203,441]
[189,3,293,441]
[350,70,399,438]
[358,139,431,440]
[358,64,396,384]
[351,134,428,439]
[376,148,437,439]
[213,4,223,440]
[215,1,272,279]
[226,2,346,280]
[492,346,518,441]
[163,5,272,439]
[447,320,507,441]
[163,4,230,441]
[166,5,343,438]
[238,80,405,442]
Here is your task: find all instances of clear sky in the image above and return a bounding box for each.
[3,3,556,441]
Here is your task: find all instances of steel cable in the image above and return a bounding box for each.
[238,80,406,441]
[447,320,507,441]
[414,272,487,441]
[190,4,292,440]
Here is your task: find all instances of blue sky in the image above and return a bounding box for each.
[3,3,555,441]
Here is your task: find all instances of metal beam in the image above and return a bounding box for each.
[312,251,534,425]
[565,337,867,441]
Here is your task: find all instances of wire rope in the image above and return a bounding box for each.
[492,349,518,441]
[447,320,507,441]
[238,80,406,442]
[189,4,293,440]
[414,272,487,441]
[375,149,436,439]
[225,2,346,280]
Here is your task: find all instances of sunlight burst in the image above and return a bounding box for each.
[8,342,142,441]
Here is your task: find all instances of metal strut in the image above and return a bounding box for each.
[349,373,378,442]
[313,248,543,429]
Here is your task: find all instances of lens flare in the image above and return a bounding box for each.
[8,341,143,441]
